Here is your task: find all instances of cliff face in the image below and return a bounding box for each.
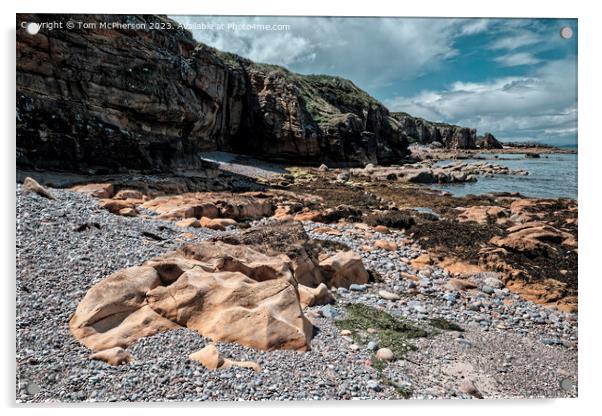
[17,14,408,172]
[391,112,477,149]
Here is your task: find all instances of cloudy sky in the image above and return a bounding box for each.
[172,16,577,146]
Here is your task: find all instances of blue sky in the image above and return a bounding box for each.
[172,16,577,146]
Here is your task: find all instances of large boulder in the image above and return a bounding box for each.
[69,240,314,362]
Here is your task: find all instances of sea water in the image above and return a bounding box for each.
[431,153,577,200]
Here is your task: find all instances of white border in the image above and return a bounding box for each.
[3,1,600,415]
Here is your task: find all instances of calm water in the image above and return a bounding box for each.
[431,153,577,200]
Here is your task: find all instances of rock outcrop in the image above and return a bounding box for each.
[391,112,477,149]
[69,240,314,360]
[476,132,504,149]
[17,14,409,171]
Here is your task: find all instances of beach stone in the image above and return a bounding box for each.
[484,277,504,289]
[378,290,400,301]
[321,304,338,319]
[481,285,495,294]
[367,380,381,391]
[349,284,367,292]
[340,330,352,336]
[337,172,350,182]
[375,348,394,361]
[459,381,483,399]
[375,240,397,251]
[367,341,378,351]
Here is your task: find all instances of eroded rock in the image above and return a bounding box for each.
[22,177,55,200]
[189,344,260,372]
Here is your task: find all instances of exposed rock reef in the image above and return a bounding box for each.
[17,14,409,172]
[349,160,528,184]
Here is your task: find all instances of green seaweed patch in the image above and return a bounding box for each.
[429,317,464,332]
[335,303,428,359]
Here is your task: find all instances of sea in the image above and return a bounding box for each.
[430,152,578,200]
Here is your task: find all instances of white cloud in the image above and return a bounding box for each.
[490,31,543,50]
[171,16,489,89]
[495,52,542,67]
[459,19,490,35]
[384,59,577,143]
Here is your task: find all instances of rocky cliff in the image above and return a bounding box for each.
[17,14,409,172]
[391,112,478,149]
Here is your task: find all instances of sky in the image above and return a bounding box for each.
[171,16,578,146]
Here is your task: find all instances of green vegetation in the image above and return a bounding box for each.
[211,45,387,129]
[335,303,428,359]
[335,304,428,400]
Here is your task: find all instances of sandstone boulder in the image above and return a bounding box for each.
[216,222,326,288]
[70,240,314,356]
[457,206,509,225]
[189,344,260,372]
[69,266,180,352]
[298,283,335,308]
[71,183,114,199]
[118,207,138,217]
[22,177,54,200]
[146,269,312,351]
[490,222,576,257]
[375,240,397,251]
[113,189,145,200]
[319,251,369,289]
[176,218,201,228]
[90,347,134,366]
